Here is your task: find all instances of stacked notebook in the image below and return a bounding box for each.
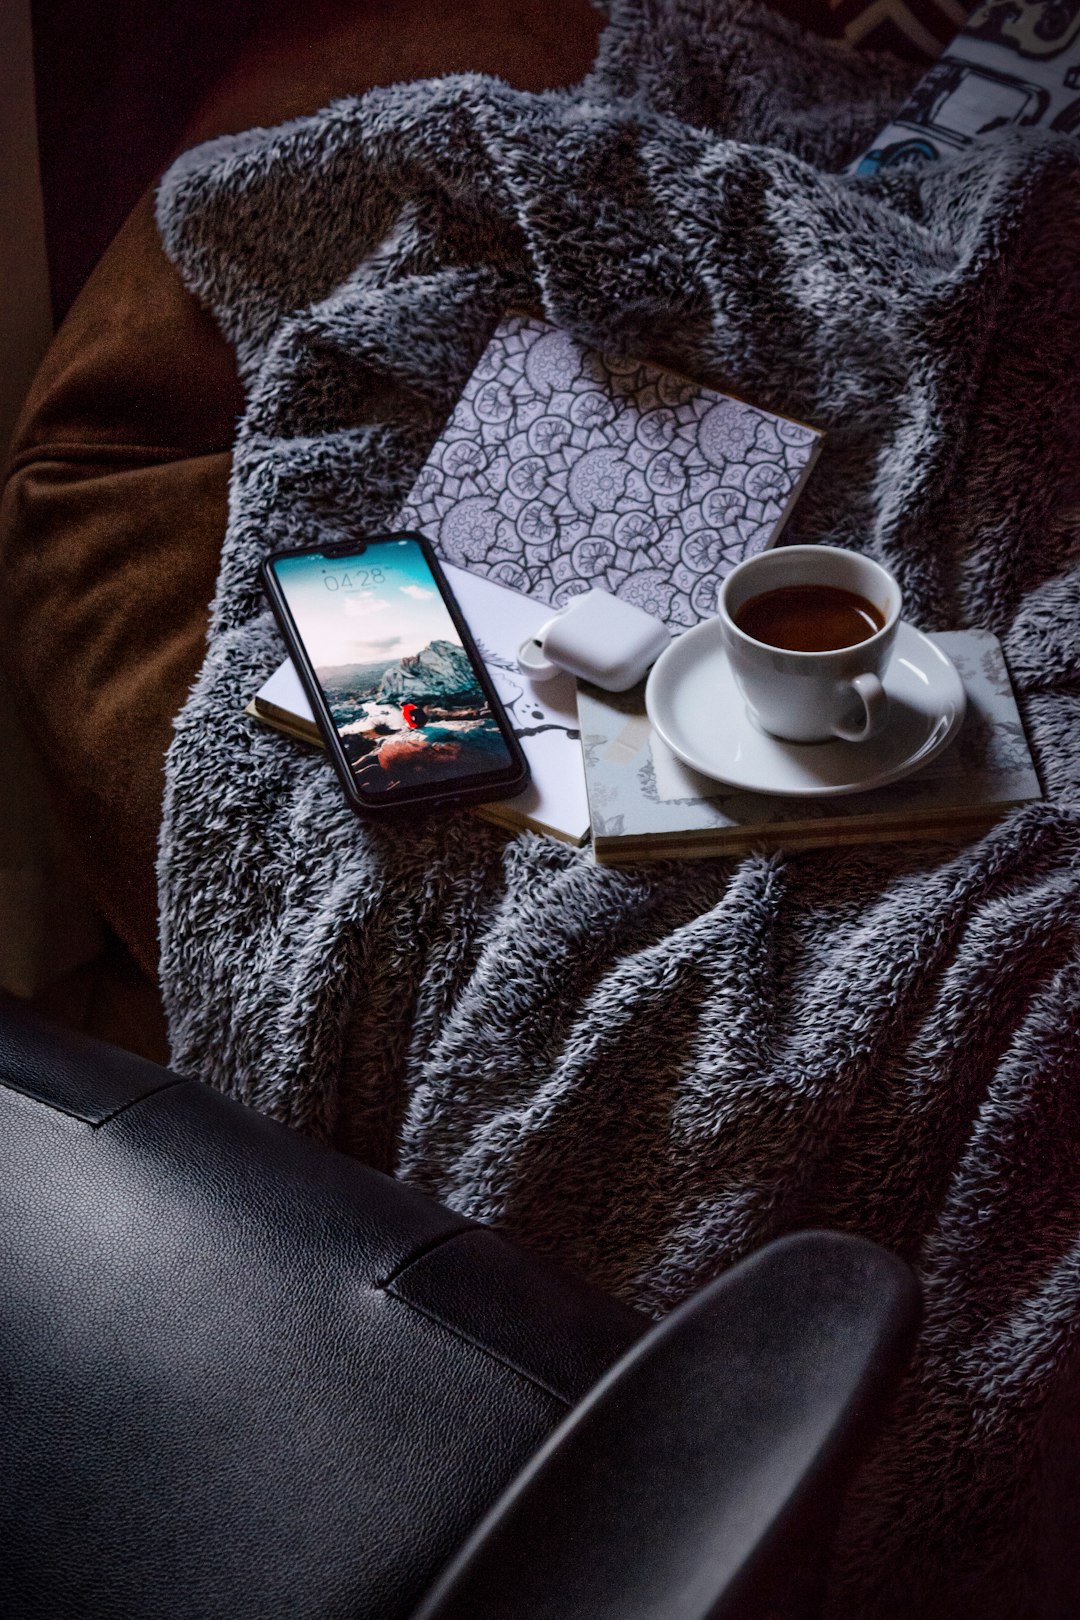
[577,630,1042,864]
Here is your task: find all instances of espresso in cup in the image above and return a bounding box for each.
[718,546,903,744]
[734,584,885,653]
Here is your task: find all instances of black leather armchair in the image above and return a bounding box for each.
[0,999,918,1620]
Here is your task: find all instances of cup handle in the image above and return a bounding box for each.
[832,672,888,742]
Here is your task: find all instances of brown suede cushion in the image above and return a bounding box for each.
[1,0,606,979]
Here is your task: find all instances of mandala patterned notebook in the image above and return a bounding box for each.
[395,313,823,629]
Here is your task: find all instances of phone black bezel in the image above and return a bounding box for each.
[260,533,530,816]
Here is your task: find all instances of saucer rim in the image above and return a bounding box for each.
[645,618,967,798]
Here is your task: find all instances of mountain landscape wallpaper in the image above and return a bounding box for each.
[273,540,513,794]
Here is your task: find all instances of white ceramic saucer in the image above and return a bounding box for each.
[644,618,966,797]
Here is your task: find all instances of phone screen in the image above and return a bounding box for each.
[268,538,520,798]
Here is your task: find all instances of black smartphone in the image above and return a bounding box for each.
[261,533,530,815]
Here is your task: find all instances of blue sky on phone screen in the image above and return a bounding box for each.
[273,540,462,669]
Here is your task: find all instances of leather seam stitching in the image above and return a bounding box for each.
[377,1227,472,1291]
[90,1075,190,1126]
[382,1283,573,1410]
[0,1072,187,1127]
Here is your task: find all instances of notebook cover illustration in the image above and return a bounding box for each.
[395,313,823,628]
[578,630,1042,863]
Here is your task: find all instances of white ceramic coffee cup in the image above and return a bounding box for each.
[718,545,902,744]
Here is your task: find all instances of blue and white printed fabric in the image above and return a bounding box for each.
[856,0,1080,170]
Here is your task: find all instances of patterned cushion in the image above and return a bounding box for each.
[770,0,972,61]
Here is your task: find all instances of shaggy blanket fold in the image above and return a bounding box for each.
[156,3,1080,1613]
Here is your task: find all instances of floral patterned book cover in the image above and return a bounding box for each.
[395,313,823,629]
[577,630,1042,864]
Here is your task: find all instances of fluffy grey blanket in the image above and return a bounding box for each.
[155,3,1080,1614]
